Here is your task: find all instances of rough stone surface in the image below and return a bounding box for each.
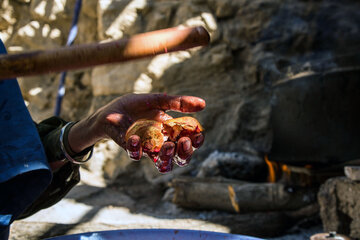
[344,166,360,181]
[318,177,360,238]
[2,0,359,180]
[0,1,359,237]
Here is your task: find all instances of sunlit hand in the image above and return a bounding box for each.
[68,93,205,165]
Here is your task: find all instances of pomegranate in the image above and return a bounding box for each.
[125,116,204,173]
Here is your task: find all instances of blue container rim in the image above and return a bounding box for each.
[46,228,264,240]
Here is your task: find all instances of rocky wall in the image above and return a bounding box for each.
[1,0,359,181]
[318,177,360,238]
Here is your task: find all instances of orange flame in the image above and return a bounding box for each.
[281,164,291,176]
[264,155,277,183]
[281,164,291,182]
[264,156,313,185]
[304,164,312,169]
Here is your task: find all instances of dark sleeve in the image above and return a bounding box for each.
[18,117,93,219]
[17,161,80,219]
[36,116,93,162]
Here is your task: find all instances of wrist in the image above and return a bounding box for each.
[67,114,103,153]
[60,122,93,164]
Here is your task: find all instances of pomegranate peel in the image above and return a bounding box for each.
[163,116,203,141]
[125,120,164,153]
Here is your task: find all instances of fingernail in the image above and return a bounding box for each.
[160,142,175,159]
[182,140,191,152]
[166,147,174,156]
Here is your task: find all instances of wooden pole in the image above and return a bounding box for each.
[0,26,210,80]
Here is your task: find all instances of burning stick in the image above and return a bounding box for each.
[0,26,210,80]
[170,177,317,213]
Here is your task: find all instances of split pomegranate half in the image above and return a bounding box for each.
[125,116,204,173]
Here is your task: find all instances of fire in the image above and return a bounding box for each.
[264,155,277,183]
[281,164,291,176]
[264,155,292,183]
[281,164,292,182]
[264,155,315,186]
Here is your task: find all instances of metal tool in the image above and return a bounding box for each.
[310,231,352,240]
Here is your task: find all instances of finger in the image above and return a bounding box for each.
[190,132,205,149]
[130,94,205,113]
[155,142,175,173]
[175,137,193,167]
[155,94,206,113]
[126,135,142,161]
[136,109,173,122]
[159,141,176,161]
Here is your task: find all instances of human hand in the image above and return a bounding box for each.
[125,116,204,172]
[68,93,205,169]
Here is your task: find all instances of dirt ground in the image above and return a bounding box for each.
[10,168,322,240]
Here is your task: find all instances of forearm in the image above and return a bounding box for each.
[67,116,102,153]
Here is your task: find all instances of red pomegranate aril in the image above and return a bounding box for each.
[127,150,141,161]
[155,158,173,173]
[146,151,159,163]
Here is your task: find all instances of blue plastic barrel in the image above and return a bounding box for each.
[46,229,264,240]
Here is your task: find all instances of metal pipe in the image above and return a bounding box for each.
[0,26,210,80]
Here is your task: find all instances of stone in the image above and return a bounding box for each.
[76,11,97,44]
[17,74,57,122]
[172,3,208,27]
[144,2,178,32]
[0,1,16,31]
[5,1,66,50]
[344,166,360,181]
[30,0,76,22]
[222,21,248,50]
[5,0,358,173]
[147,51,192,80]
[207,0,236,19]
[10,20,63,50]
[81,0,97,19]
[318,177,360,238]
[97,0,147,40]
[91,58,151,96]
[1,0,359,212]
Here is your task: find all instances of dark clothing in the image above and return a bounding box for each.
[0,116,82,239]
[0,39,51,239]
[18,118,82,220]
[0,40,90,239]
